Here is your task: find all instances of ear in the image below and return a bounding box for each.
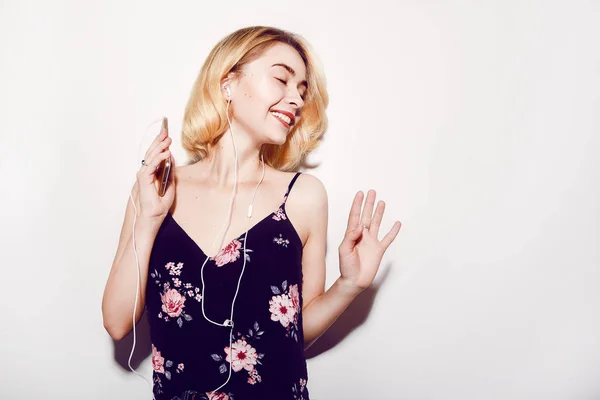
[222,84,231,100]
[220,73,237,100]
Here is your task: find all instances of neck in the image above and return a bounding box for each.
[203,127,264,188]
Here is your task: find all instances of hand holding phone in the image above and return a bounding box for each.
[135,117,175,219]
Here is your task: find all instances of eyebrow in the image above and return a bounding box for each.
[272,63,308,88]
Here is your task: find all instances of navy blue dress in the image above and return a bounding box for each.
[145,172,310,400]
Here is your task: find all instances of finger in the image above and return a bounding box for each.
[381,221,402,249]
[145,136,172,163]
[340,221,363,251]
[142,150,171,178]
[345,191,364,236]
[143,128,168,162]
[360,190,376,229]
[370,200,385,236]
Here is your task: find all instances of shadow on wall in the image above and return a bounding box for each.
[305,263,392,359]
[112,312,152,370]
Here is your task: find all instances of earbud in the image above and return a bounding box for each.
[224,86,231,99]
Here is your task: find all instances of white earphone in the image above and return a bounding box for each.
[128,84,265,398]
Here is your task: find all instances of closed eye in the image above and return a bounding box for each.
[276,77,306,101]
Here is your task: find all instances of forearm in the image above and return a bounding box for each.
[302,277,362,350]
[102,218,161,340]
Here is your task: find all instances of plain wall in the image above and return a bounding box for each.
[1,0,599,399]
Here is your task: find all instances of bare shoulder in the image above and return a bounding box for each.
[285,172,328,246]
[293,172,327,204]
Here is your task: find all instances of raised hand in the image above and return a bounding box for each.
[338,190,402,292]
[133,128,175,220]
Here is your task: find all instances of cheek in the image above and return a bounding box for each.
[232,77,283,125]
[238,79,270,108]
[254,76,284,103]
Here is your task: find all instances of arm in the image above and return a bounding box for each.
[302,176,358,349]
[299,178,402,350]
[298,176,357,349]
[302,275,362,350]
[101,182,163,340]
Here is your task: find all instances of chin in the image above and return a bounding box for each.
[263,130,289,146]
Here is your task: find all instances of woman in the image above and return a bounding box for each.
[102,26,401,400]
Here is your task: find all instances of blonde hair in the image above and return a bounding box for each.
[181,26,329,171]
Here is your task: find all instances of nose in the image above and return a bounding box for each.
[286,90,304,110]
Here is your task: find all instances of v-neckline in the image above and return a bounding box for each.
[167,205,283,260]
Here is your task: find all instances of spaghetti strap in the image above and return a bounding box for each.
[282,172,302,205]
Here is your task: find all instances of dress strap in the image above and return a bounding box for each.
[282,172,302,204]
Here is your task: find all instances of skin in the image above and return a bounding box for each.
[102,42,402,350]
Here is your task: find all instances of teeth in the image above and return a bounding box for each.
[271,111,291,125]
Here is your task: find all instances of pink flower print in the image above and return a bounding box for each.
[184,283,192,289]
[164,261,183,275]
[206,392,229,400]
[213,239,242,267]
[177,363,184,373]
[272,207,286,221]
[188,290,194,297]
[160,288,186,318]
[273,234,290,247]
[224,339,258,372]
[173,278,181,287]
[195,294,202,302]
[247,368,262,385]
[151,344,165,374]
[289,284,300,312]
[269,294,297,328]
[169,262,183,276]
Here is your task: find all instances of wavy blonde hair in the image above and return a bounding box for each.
[181,26,329,171]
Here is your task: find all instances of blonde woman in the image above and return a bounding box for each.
[102,26,401,400]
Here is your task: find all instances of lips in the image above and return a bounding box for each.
[272,114,290,129]
[270,109,295,127]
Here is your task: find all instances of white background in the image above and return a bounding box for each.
[1,1,599,399]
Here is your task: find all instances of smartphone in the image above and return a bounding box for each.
[155,117,172,197]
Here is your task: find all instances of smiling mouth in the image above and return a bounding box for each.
[270,111,291,128]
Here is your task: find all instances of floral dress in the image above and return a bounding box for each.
[145,172,310,400]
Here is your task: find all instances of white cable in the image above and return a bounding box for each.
[127,97,265,397]
[201,154,264,395]
[129,197,157,400]
[128,117,165,400]
[200,95,266,395]
[209,99,239,256]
